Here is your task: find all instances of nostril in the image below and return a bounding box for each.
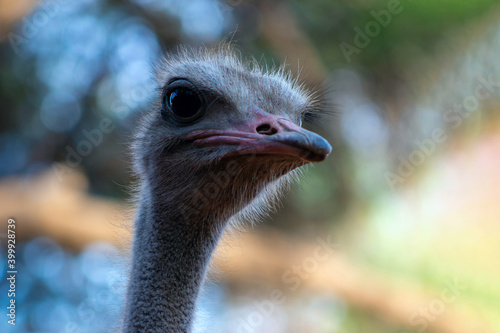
[256,124,278,135]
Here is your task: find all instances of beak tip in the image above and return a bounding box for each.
[309,137,332,162]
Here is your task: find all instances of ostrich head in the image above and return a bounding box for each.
[124,46,332,333]
[132,47,331,227]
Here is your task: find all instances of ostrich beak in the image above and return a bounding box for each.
[186,114,332,163]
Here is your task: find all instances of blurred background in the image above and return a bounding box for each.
[1,0,500,332]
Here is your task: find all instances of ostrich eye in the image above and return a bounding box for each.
[164,85,204,123]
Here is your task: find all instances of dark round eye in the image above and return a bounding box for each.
[166,87,203,122]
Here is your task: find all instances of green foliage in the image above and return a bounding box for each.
[290,0,499,67]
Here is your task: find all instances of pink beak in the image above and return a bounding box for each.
[186,112,332,163]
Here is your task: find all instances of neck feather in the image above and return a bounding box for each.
[122,185,226,333]
[122,154,292,332]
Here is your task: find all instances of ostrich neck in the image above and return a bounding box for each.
[123,182,226,333]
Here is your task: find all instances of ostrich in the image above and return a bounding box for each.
[122,46,332,333]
